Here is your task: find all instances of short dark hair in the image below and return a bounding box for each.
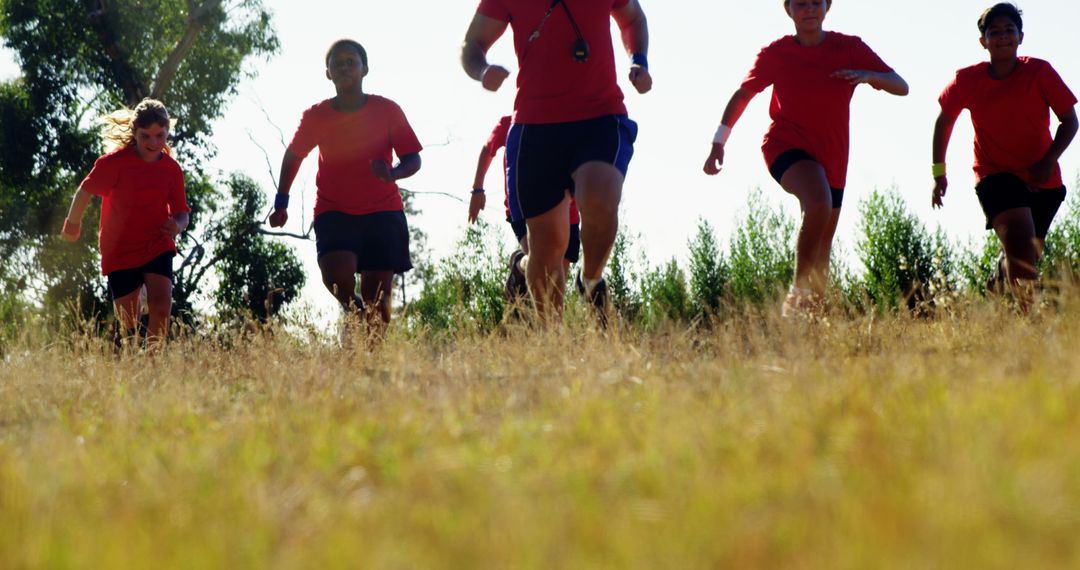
[325,39,367,67]
[784,0,832,7]
[978,3,1023,35]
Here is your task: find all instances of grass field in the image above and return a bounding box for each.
[3,295,1080,569]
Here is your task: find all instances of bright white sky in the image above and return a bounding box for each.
[3,1,1079,321]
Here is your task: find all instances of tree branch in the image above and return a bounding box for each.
[85,0,148,104]
[151,0,225,99]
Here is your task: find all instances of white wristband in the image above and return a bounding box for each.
[713,124,731,145]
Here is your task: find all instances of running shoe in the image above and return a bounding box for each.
[986,251,1007,296]
[505,250,529,303]
[576,271,610,328]
[781,286,820,319]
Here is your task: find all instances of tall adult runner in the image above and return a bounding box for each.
[461,0,652,324]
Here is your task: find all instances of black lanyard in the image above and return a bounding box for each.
[528,0,585,45]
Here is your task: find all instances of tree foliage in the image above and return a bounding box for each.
[0,0,303,324]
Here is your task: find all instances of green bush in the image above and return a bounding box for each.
[640,258,691,327]
[857,188,942,311]
[405,221,507,335]
[727,188,795,306]
[1041,190,1080,282]
[607,229,645,323]
[687,218,728,319]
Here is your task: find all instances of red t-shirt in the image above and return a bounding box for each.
[476,0,629,124]
[484,115,581,224]
[740,32,893,190]
[287,95,423,217]
[938,57,1077,188]
[80,147,189,275]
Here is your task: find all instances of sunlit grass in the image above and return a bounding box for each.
[2,293,1080,568]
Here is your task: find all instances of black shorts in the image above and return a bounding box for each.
[768,148,845,208]
[106,251,174,300]
[975,173,1066,237]
[509,220,581,263]
[506,115,637,220]
[313,210,413,273]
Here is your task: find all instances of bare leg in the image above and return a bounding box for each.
[779,161,833,296]
[573,162,624,282]
[143,273,173,347]
[525,194,571,321]
[359,270,395,340]
[113,288,142,343]
[991,207,1039,313]
[319,251,364,342]
[319,251,363,314]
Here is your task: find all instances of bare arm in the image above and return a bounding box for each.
[469,147,495,223]
[703,88,757,175]
[373,152,422,184]
[473,147,495,190]
[613,0,651,94]
[832,70,909,96]
[391,153,422,181]
[60,188,95,241]
[277,150,304,196]
[461,13,511,91]
[931,111,958,208]
[269,150,304,227]
[1043,107,1078,164]
[1029,106,1078,187]
[162,211,190,239]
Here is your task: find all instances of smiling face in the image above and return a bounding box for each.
[133,122,168,162]
[325,46,368,92]
[980,15,1023,61]
[785,0,829,33]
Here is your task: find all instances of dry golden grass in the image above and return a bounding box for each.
[2,294,1080,569]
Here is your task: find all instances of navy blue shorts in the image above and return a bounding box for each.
[106,251,174,300]
[975,173,1066,237]
[506,115,637,220]
[313,210,413,273]
[509,220,581,263]
[768,148,844,208]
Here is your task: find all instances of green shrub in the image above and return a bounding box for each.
[1041,190,1080,281]
[405,221,507,334]
[687,218,728,319]
[727,188,795,305]
[856,188,941,311]
[640,258,691,326]
[607,229,645,323]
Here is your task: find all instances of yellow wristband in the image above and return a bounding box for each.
[932,163,946,178]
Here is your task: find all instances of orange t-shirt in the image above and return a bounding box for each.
[939,57,1077,188]
[79,147,189,275]
[740,33,893,190]
[476,0,629,125]
[287,95,423,218]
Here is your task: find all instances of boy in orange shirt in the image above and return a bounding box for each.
[932,3,1077,310]
[271,40,423,340]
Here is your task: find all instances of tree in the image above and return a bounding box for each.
[0,0,304,323]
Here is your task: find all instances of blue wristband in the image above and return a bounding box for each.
[274,193,289,210]
[631,53,648,70]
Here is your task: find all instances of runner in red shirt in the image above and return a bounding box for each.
[60,98,190,346]
[270,40,423,340]
[703,0,908,317]
[932,3,1078,311]
[468,114,582,303]
[461,0,652,325]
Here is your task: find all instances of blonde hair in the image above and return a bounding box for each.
[100,98,176,154]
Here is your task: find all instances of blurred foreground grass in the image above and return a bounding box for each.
[2,296,1080,569]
